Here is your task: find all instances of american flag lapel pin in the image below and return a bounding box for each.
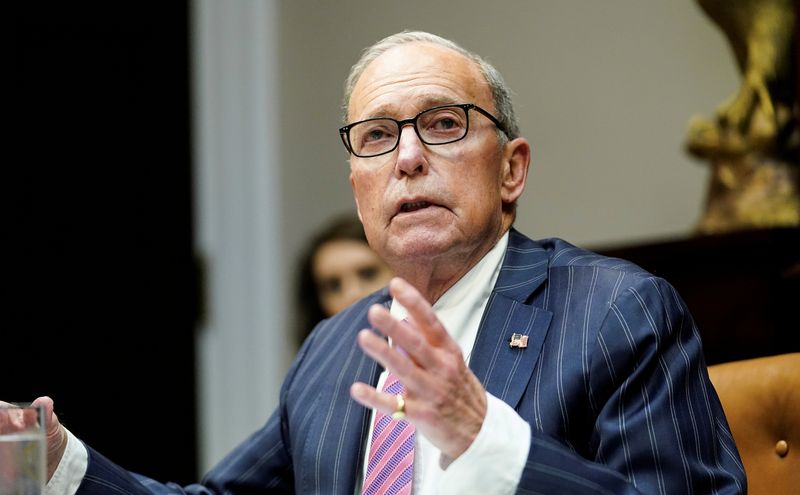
[509,333,528,349]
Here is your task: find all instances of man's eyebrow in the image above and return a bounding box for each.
[360,96,462,120]
[360,105,396,120]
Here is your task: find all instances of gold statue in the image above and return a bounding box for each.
[686,0,799,234]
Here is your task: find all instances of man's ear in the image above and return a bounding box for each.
[349,172,364,223]
[500,137,531,205]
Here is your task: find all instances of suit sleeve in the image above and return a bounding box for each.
[75,335,318,495]
[515,276,746,494]
[75,408,292,495]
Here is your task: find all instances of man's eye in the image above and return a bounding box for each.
[366,129,386,142]
[432,117,457,130]
[358,121,396,146]
[422,110,465,135]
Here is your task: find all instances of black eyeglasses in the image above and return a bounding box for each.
[339,103,508,158]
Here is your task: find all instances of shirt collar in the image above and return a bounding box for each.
[390,231,509,332]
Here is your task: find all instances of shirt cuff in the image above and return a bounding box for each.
[46,428,88,495]
[436,392,530,494]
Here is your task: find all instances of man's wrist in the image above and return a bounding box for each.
[436,393,530,494]
[46,428,88,495]
[47,425,69,480]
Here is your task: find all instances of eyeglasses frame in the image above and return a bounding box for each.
[338,103,509,158]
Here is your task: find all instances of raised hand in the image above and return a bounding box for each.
[350,277,487,463]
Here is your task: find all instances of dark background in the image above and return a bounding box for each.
[9,2,198,484]
[598,228,800,366]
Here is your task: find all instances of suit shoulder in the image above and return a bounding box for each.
[536,236,653,279]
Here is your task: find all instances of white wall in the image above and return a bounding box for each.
[193,0,291,472]
[193,0,740,474]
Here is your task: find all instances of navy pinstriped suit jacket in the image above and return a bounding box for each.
[78,229,746,494]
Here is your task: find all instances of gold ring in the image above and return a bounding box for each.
[391,394,406,420]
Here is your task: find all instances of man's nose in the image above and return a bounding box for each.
[394,125,429,177]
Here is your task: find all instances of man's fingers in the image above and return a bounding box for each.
[356,329,424,384]
[356,328,446,405]
[28,396,68,482]
[32,397,59,435]
[350,382,409,418]
[366,305,439,370]
[389,278,460,351]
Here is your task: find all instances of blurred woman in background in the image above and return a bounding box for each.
[295,214,393,347]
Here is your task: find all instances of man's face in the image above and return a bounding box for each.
[348,43,518,271]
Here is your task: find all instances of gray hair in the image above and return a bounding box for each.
[342,31,521,141]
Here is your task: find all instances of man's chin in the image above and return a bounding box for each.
[384,230,455,261]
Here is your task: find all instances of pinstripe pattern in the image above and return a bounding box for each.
[77,229,745,494]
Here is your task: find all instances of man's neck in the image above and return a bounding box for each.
[394,225,511,303]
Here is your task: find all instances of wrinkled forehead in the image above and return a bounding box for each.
[347,42,493,122]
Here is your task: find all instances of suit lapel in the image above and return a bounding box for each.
[333,348,380,494]
[342,293,391,492]
[303,291,388,494]
[469,229,553,409]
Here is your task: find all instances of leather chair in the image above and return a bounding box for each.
[707,353,800,494]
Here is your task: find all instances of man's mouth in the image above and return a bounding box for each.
[400,201,432,213]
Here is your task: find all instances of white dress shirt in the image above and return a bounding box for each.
[48,231,530,495]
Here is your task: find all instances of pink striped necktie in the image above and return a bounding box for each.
[362,371,415,495]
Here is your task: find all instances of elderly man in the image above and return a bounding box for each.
[15,31,745,494]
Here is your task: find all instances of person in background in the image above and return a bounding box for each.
[296,213,393,346]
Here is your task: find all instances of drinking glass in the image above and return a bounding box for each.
[0,404,46,495]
